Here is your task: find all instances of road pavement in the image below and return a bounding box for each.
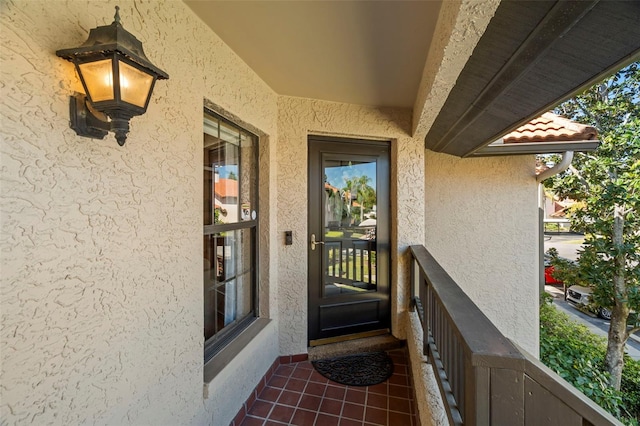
[545,285,640,361]
[543,232,584,261]
[543,233,640,360]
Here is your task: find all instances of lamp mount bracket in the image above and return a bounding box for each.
[69,93,109,140]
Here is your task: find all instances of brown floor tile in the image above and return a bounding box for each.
[268,375,288,389]
[305,382,327,397]
[275,365,294,377]
[319,398,343,416]
[341,402,365,420]
[296,361,313,369]
[324,385,346,401]
[240,416,264,426]
[315,413,340,426]
[256,379,266,396]
[366,393,387,410]
[232,405,246,426]
[389,396,410,413]
[277,390,302,407]
[239,348,417,426]
[291,354,309,363]
[309,370,329,383]
[268,404,295,423]
[248,400,273,418]
[367,382,388,395]
[290,409,317,425]
[339,418,362,426]
[394,364,408,376]
[364,406,387,425]
[291,367,312,380]
[246,392,257,411]
[258,386,282,402]
[298,394,322,411]
[345,388,366,404]
[389,384,410,399]
[389,410,413,425]
[389,373,408,386]
[285,378,307,392]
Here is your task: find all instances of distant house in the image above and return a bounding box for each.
[214,176,239,221]
[499,111,600,231]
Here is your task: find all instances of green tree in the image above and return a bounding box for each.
[546,62,640,390]
[343,175,376,224]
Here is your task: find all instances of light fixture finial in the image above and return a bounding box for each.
[114,6,121,24]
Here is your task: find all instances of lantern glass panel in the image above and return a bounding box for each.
[78,59,114,102]
[119,60,154,108]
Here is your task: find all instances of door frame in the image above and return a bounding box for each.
[307,135,391,345]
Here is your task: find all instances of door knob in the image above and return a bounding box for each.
[310,233,325,251]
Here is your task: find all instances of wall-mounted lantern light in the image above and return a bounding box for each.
[56,6,169,146]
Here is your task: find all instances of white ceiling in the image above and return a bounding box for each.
[184,1,442,108]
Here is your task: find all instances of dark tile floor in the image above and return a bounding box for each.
[239,349,418,426]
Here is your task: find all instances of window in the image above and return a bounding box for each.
[203,109,258,363]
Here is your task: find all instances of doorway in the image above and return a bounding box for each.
[308,136,390,344]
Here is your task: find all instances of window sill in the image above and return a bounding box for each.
[203,317,272,383]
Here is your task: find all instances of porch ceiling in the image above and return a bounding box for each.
[185,1,640,158]
[427,0,640,157]
[185,0,441,109]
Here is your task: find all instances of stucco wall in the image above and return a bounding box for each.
[1,0,542,424]
[276,97,426,355]
[424,151,540,354]
[412,0,500,139]
[1,1,278,425]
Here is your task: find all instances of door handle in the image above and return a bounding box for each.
[310,233,325,251]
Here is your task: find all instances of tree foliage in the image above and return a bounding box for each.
[540,296,639,424]
[343,175,376,224]
[545,62,640,390]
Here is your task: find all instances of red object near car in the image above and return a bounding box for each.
[544,257,563,285]
[545,265,563,285]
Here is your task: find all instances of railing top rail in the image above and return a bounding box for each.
[410,244,623,426]
[410,245,525,368]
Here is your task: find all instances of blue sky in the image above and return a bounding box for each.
[325,161,376,190]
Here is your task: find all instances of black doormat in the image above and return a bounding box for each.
[311,351,394,386]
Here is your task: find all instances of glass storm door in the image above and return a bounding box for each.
[308,137,390,344]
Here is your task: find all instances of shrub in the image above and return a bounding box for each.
[621,359,640,421]
[540,297,640,424]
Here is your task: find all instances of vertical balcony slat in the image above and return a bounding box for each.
[409,245,619,426]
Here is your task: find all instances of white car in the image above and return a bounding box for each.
[565,285,612,320]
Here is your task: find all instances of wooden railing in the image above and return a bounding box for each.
[409,245,622,426]
[325,235,376,285]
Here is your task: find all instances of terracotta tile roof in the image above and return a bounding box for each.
[504,112,598,143]
[215,178,238,198]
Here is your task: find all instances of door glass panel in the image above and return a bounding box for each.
[322,159,377,296]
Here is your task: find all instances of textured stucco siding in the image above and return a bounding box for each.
[276,97,426,356]
[424,151,540,354]
[1,1,278,425]
[412,0,500,139]
[1,0,542,424]
[199,321,279,425]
